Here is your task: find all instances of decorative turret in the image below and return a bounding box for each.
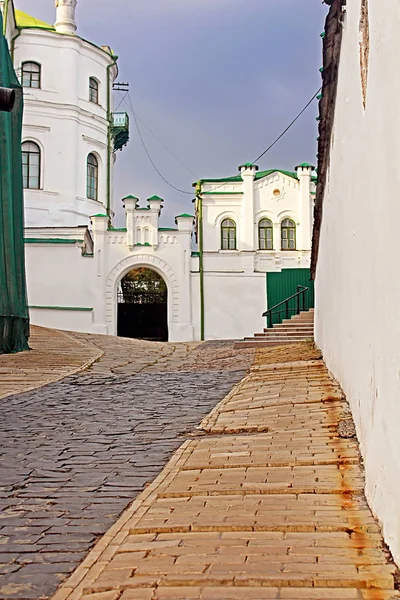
[55,0,77,34]
[295,163,315,251]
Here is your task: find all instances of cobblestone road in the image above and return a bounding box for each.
[0,338,254,600]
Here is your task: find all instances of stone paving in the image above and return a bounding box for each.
[0,327,102,400]
[0,335,255,600]
[52,355,400,600]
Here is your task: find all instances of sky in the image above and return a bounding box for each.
[15,0,327,227]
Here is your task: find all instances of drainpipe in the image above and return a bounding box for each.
[3,0,9,35]
[106,54,118,221]
[196,181,205,341]
[11,29,21,63]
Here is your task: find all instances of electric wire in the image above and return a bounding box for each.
[121,86,321,197]
[126,93,194,195]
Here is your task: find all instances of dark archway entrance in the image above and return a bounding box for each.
[117,268,168,341]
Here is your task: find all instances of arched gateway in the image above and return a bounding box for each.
[117,268,168,341]
[105,254,180,341]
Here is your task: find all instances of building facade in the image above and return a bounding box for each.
[312,0,400,564]
[1,0,316,343]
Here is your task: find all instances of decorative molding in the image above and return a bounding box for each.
[105,255,180,332]
[82,135,107,150]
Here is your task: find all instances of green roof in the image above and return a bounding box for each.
[158,227,178,231]
[91,213,108,218]
[15,10,55,31]
[199,168,305,186]
[294,163,316,170]
[176,213,194,219]
[197,175,243,185]
[148,195,164,202]
[122,195,139,201]
[255,169,298,181]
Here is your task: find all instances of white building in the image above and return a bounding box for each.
[1,0,316,343]
[313,0,400,564]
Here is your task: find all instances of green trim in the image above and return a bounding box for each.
[255,169,298,181]
[134,243,151,247]
[197,183,205,341]
[203,192,244,196]
[197,176,242,185]
[3,0,10,35]
[295,163,315,170]
[239,162,256,168]
[221,219,237,251]
[107,54,119,219]
[108,227,127,232]
[158,227,178,232]
[24,238,81,244]
[82,252,94,258]
[29,305,93,312]
[136,207,150,211]
[191,251,200,258]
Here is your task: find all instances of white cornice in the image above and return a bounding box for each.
[82,135,107,150]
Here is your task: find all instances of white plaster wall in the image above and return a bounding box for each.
[25,244,97,332]
[14,30,117,227]
[314,0,400,564]
[203,273,266,340]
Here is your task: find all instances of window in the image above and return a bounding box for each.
[221,219,236,250]
[89,77,99,104]
[22,142,40,189]
[21,62,41,89]
[87,153,98,200]
[258,218,273,250]
[281,218,296,250]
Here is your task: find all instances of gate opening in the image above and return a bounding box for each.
[117,268,168,341]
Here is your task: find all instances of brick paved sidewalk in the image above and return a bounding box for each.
[0,327,102,400]
[53,355,400,600]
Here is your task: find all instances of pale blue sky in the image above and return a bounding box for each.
[15,0,327,226]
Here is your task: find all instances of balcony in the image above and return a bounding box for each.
[111,112,130,151]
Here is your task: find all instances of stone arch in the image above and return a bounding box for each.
[105,254,179,336]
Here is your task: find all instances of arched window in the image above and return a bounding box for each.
[21,62,41,88]
[89,77,99,104]
[22,142,40,189]
[87,153,99,200]
[258,218,273,250]
[281,218,296,250]
[221,219,236,250]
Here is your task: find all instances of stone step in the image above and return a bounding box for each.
[264,326,314,333]
[236,339,310,348]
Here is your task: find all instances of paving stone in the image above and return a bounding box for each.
[0,338,251,599]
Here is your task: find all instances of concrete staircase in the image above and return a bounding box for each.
[235,309,314,349]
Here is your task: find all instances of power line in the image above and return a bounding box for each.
[203,87,322,195]
[252,87,322,164]
[122,86,320,197]
[126,93,193,196]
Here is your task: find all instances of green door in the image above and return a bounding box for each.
[266,269,314,326]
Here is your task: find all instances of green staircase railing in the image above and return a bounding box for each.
[263,286,310,329]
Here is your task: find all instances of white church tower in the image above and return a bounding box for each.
[11,0,128,228]
[54,0,77,34]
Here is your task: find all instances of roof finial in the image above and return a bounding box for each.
[55,0,77,34]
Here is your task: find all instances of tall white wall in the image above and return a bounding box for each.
[14,29,117,227]
[314,0,400,564]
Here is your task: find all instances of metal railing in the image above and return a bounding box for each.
[263,286,309,329]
